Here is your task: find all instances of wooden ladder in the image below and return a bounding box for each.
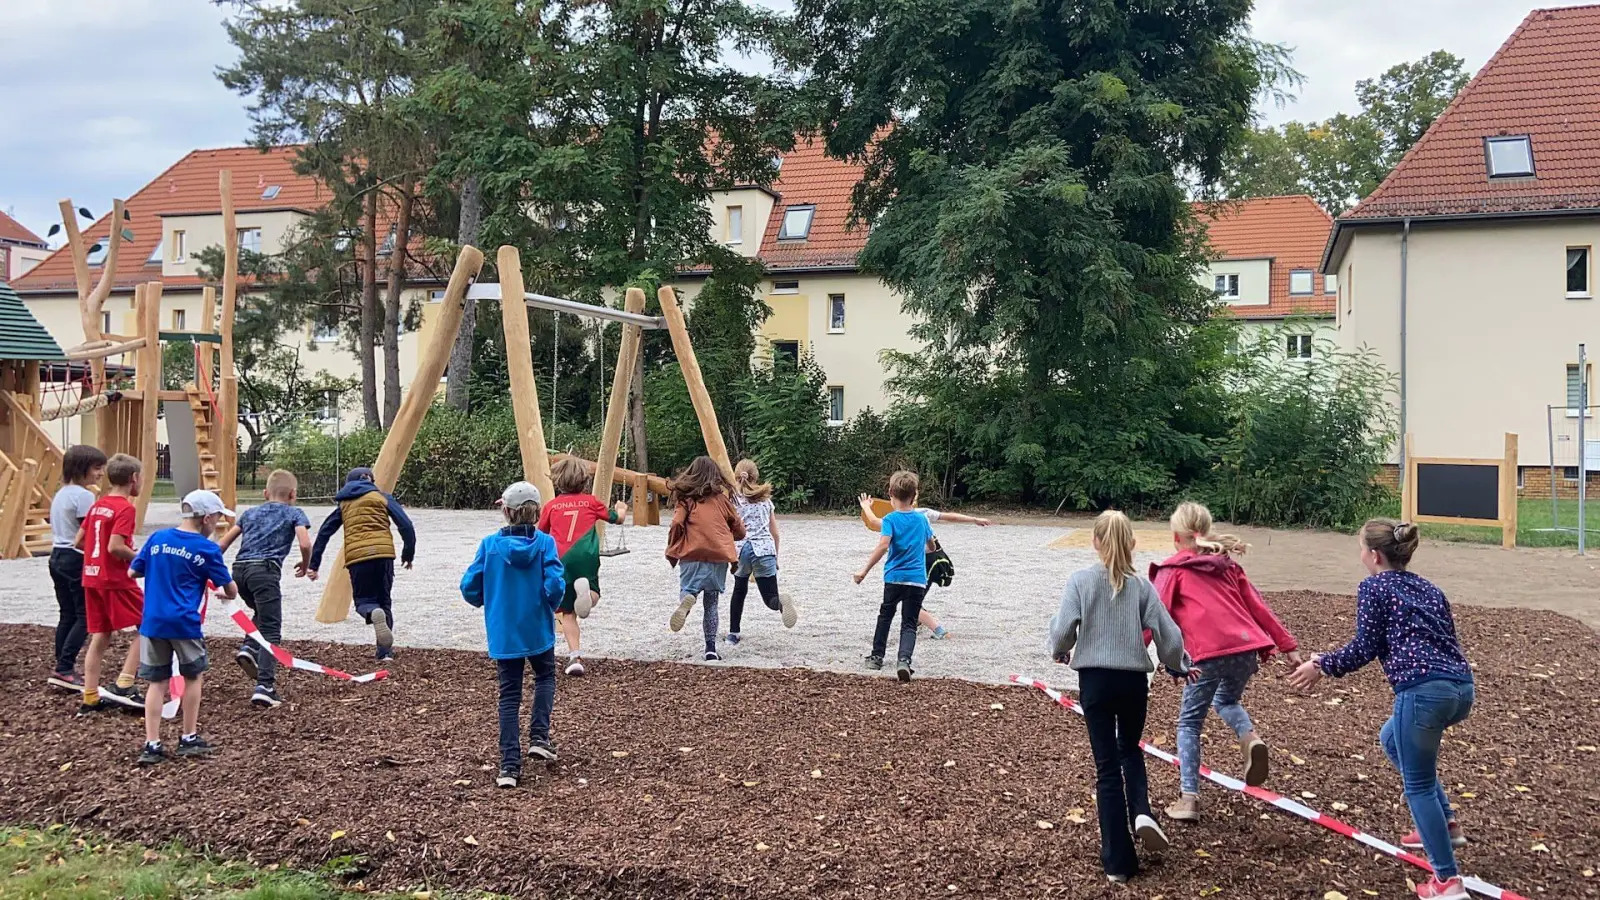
[185,385,222,493]
[0,392,63,558]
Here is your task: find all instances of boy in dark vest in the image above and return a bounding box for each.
[308,467,416,659]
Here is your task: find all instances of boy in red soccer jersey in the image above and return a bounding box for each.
[77,453,145,713]
[536,457,626,677]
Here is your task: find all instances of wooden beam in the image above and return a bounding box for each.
[551,452,669,498]
[0,457,38,560]
[496,246,554,504]
[593,287,647,505]
[1502,432,1519,549]
[134,283,162,529]
[65,338,147,361]
[656,285,734,483]
[218,171,240,513]
[316,246,485,624]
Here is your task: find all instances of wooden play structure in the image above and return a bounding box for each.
[1400,432,1520,549]
[0,282,69,558]
[314,244,726,623]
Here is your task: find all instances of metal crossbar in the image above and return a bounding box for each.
[464,284,666,330]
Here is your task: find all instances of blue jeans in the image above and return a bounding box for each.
[1177,650,1258,794]
[1381,678,1474,880]
[496,650,557,771]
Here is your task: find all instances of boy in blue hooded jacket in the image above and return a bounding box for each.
[461,481,566,788]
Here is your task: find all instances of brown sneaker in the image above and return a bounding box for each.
[1242,737,1269,787]
[1165,793,1200,822]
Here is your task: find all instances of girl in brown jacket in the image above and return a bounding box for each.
[665,457,745,661]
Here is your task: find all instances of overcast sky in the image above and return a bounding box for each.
[0,0,1568,244]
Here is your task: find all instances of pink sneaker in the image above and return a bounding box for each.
[1415,876,1468,900]
[1401,822,1466,849]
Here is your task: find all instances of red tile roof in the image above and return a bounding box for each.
[757,136,871,271]
[13,146,329,294]
[1346,5,1600,219]
[1193,195,1335,319]
[0,209,46,247]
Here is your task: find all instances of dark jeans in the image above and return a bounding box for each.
[349,558,395,628]
[49,549,86,673]
[870,582,925,664]
[235,559,284,688]
[1381,678,1475,880]
[728,575,780,633]
[1079,668,1153,878]
[496,650,557,771]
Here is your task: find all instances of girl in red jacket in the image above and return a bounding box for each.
[1150,502,1303,823]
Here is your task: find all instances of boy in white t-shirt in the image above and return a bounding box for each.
[858,493,989,638]
[47,445,107,691]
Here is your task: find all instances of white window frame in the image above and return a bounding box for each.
[315,390,339,423]
[1286,333,1313,362]
[237,227,262,256]
[1567,363,1592,418]
[1324,272,1339,295]
[1567,246,1591,299]
[827,386,845,426]
[171,309,186,331]
[778,205,814,241]
[726,205,743,245]
[828,294,845,333]
[1214,273,1240,300]
[1486,135,1535,178]
[1289,270,1314,295]
[429,289,446,303]
[101,311,112,336]
[311,322,340,344]
[172,230,187,263]
[772,280,800,295]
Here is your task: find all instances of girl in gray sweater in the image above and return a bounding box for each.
[1047,510,1191,883]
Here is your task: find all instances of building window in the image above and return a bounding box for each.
[1517,466,1526,490]
[828,386,845,425]
[772,340,800,367]
[238,227,262,255]
[1289,270,1314,295]
[171,309,186,331]
[86,237,113,266]
[1286,334,1313,361]
[429,290,445,303]
[312,322,340,344]
[772,279,800,295]
[828,294,845,332]
[778,205,814,241]
[1486,136,1535,178]
[1567,363,1592,417]
[1345,264,1354,313]
[726,206,743,245]
[1325,273,1338,295]
[1568,247,1591,297]
[146,239,163,265]
[1214,274,1239,300]
[171,230,187,262]
[261,184,282,200]
[316,390,339,423]
[1564,466,1581,482]
[101,312,112,335]
[378,226,395,256]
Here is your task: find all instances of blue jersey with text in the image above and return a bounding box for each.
[131,528,234,639]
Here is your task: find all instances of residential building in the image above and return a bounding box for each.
[1323,5,1600,492]
[1193,195,1337,358]
[12,146,448,447]
[0,209,50,281]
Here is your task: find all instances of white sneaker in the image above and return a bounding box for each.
[574,578,593,619]
[668,593,696,632]
[1134,814,1169,852]
[564,657,585,677]
[779,593,798,628]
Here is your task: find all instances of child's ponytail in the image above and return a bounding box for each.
[1093,510,1138,594]
[1171,501,1247,556]
[733,458,773,502]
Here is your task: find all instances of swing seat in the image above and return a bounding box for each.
[598,546,631,558]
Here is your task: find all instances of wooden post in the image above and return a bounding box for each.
[0,457,38,559]
[134,283,162,529]
[1502,432,1519,549]
[496,246,554,503]
[316,246,485,624]
[594,287,647,506]
[656,285,734,482]
[218,171,240,513]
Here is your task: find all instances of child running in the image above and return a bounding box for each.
[664,456,745,662]
[857,492,989,639]
[309,467,416,659]
[462,481,567,788]
[78,453,146,713]
[47,444,106,691]
[852,471,935,681]
[132,490,237,766]
[1289,521,1475,900]
[216,469,312,708]
[1047,510,1189,884]
[537,457,627,677]
[726,459,797,645]
[1151,501,1302,822]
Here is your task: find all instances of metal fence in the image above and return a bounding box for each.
[1542,402,1600,550]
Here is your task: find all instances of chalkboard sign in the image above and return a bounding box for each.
[1415,463,1500,521]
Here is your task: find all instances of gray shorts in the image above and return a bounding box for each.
[138,637,209,681]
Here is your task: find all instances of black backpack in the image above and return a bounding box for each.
[925,537,954,588]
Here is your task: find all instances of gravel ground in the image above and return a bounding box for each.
[0,502,1173,687]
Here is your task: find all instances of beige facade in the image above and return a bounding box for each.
[156,209,304,279]
[5,244,48,281]
[1332,216,1600,463]
[1196,258,1272,309]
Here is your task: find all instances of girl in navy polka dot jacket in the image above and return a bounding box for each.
[1289,520,1475,900]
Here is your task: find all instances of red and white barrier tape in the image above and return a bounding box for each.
[1010,675,1528,900]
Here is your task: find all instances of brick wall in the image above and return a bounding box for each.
[1518,465,1600,500]
[1375,465,1400,492]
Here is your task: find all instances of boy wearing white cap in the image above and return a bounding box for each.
[461,481,566,789]
[130,490,238,766]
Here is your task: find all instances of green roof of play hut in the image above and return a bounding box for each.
[0,281,65,361]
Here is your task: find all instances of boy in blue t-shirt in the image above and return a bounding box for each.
[130,490,237,766]
[216,469,312,708]
[853,470,935,682]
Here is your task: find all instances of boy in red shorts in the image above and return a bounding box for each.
[78,453,145,713]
